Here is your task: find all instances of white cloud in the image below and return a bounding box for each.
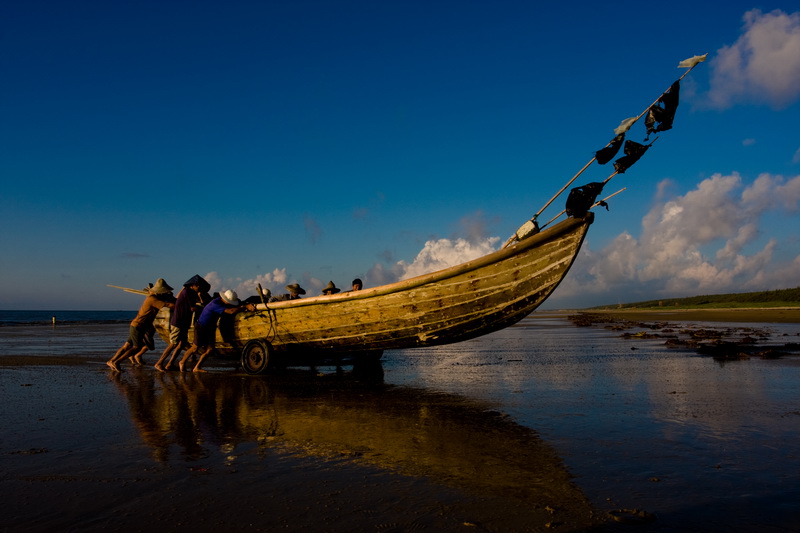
[205,268,292,300]
[366,236,500,285]
[208,175,800,308]
[366,210,501,284]
[204,271,223,293]
[707,9,800,109]
[793,147,800,164]
[366,261,407,286]
[742,138,756,146]
[552,172,800,306]
[398,236,500,280]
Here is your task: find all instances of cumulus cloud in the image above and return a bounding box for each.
[367,237,500,284]
[398,236,500,280]
[366,210,501,284]
[552,172,800,306]
[204,271,223,293]
[366,261,406,286]
[793,147,800,164]
[707,9,800,109]
[203,176,800,308]
[205,268,290,299]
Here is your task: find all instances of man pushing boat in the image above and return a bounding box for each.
[178,290,257,373]
[107,278,176,372]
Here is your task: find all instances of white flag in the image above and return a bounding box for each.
[614,117,637,135]
[677,53,708,68]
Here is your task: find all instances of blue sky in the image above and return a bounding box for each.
[2,1,799,310]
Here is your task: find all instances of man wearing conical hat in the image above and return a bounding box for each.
[154,275,212,372]
[321,281,340,295]
[270,283,306,301]
[107,279,176,372]
[286,283,305,299]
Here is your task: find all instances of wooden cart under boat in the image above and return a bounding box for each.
[139,56,705,373]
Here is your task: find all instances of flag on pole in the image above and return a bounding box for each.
[646,80,680,137]
[613,140,651,174]
[614,117,637,135]
[677,54,707,68]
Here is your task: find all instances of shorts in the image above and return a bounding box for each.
[127,325,155,350]
[193,323,217,348]
[168,325,189,347]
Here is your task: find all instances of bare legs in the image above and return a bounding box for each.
[107,344,148,372]
[192,347,213,373]
[179,345,212,373]
[154,343,177,372]
[166,343,191,370]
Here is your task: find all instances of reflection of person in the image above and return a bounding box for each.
[270,283,306,301]
[108,371,170,462]
[179,290,256,373]
[107,279,176,372]
[155,275,211,372]
[351,278,363,291]
[321,281,340,295]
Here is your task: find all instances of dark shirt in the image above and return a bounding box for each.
[170,287,202,329]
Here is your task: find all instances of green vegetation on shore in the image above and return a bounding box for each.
[592,287,800,310]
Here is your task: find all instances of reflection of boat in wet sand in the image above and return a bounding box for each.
[109,369,597,529]
[112,56,705,374]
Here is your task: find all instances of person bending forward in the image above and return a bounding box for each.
[179,290,255,373]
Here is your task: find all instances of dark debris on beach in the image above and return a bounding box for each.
[569,313,800,361]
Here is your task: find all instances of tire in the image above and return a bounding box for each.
[241,339,272,375]
[354,350,383,363]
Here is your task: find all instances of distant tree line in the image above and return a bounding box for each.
[595,287,800,310]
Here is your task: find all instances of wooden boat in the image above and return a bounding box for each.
[155,211,593,373]
[133,56,705,373]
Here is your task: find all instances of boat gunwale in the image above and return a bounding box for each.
[259,213,593,310]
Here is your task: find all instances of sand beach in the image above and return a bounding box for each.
[579,306,800,323]
[2,311,799,531]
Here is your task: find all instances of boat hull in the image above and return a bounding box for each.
[154,213,593,361]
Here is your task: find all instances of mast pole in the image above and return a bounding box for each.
[507,56,706,246]
[539,187,627,230]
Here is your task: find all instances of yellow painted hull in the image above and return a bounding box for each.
[155,213,592,359]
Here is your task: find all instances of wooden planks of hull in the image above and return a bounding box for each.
[154,213,592,360]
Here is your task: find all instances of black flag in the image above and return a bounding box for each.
[613,140,650,174]
[595,133,625,165]
[566,182,605,218]
[645,80,680,138]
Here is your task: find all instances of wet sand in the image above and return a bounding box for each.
[578,306,800,323]
[2,313,800,531]
[0,359,600,532]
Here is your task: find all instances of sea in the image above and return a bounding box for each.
[0,309,133,325]
[2,310,800,530]
[0,310,133,358]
